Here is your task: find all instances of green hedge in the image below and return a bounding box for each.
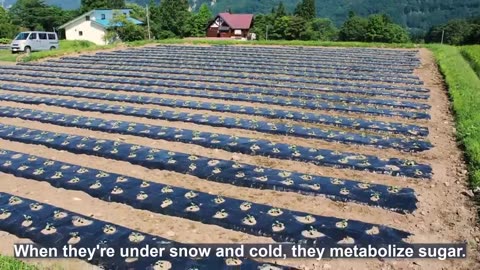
[0,38,11,44]
[429,45,480,187]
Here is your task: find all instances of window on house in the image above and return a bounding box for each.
[101,14,105,20]
[38,33,47,40]
[86,16,90,21]
[79,31,83,36]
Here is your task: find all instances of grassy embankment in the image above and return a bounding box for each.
[460,45,480,78]
[428,45,480,189]
[0,40,113,62]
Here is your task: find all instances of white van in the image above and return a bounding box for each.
[11,31,59,53]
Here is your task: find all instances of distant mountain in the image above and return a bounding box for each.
[3,0,80,9]
[3,0,480,33]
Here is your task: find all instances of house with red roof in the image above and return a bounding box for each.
[206,12,254,38]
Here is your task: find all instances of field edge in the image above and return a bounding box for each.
[428,44,480,193]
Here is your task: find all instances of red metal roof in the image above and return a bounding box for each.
[218,13,254,29]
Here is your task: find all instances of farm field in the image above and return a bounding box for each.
[0,44,478,270]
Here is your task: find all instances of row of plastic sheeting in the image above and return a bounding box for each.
[152,45,420,59]
[1,64,427,94]
[104,49,419,71]
[0,149,413,244]
[50,56,420,81]
[0,122,432,182]
[0,94,432,152]
[115,47,420,68]
[32,60,422,86]
[0,192,293,269]
[0,71,430,113]
[153,45,420,60]
[0,83,430,136]
[0,69,430,100]
[74,53,417,76]
[0,106,420,212]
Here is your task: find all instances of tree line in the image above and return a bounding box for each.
[0,0,478,45]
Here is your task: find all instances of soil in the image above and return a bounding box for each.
[0,46,478,270]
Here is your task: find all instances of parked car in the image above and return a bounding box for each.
[11,31,59,54]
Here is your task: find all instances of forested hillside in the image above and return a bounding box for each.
[3,0,479,33]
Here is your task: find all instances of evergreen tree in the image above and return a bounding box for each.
[294,0,315,21]
[196,3,212,29]
[275,2,286,18]
[184,3,212,37]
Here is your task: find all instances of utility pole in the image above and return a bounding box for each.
[146,4,151,40]
[440,29,445,44]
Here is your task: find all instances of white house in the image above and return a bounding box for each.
[58,9,143,45]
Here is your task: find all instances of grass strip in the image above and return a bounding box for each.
[428,44,480,188]
[460,45,480,78]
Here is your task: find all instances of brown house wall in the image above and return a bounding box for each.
[206,27,249,38]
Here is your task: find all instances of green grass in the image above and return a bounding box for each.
[461,45,480,78]
[428,44,480,188]
[20,40,117,62]
[0,255,37,270]
[0,50,18,62]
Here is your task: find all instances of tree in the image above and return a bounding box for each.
[338,13,368,41]
[339,13,409,43]
[154,0,190,38]
[127,3,146,21]
[0,7,18,39]
[81,0,125,13]
[9,0,73,31]
[275,2,287,18]
[383,23,410,43]
[425,19,477,45]
[285,16,307,40]
[106,12,145,43]
[186,3,212,37]
[294,0,316,21]
[303,18,338,41]
[270,15,290,40]
[251,13,274,40]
